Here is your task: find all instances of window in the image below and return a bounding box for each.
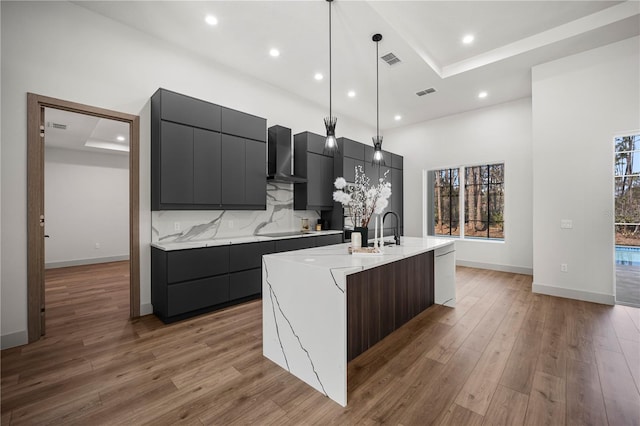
[615,134,640,246]
[431,163,504,240]
[433,168,460,236]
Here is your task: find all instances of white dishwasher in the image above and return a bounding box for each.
[434,244,456,307]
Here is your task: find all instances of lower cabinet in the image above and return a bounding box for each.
[230,269,262,300]
[152,234,343,323]
[167,275,229,317]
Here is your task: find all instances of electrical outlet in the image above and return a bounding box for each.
[228,220,234,229]
[174,222,181,232]
[95,243,100,249]
[560,219,573,229]
[561,263,568,272]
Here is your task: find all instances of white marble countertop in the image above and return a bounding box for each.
[151,230,343,251]
[264,236,454,275]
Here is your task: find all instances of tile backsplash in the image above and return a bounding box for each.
[152,183,321,243]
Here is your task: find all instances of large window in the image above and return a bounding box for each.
[615,134,640,246]
[433,168,460,236]
[432,163,504,240]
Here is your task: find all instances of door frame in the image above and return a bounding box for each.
[27,93,140,343]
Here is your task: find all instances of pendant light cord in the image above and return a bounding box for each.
[376,38,379,140]
[329,0,332,119]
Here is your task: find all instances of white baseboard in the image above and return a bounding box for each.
[532,282,615,305]
[140,303,153,316]
[45,255,129,269]
[456,260,533,276]
[1,330,28,350]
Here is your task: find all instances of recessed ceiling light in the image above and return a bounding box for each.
[462,34,474,44]
[394,115,402,121]
[478,91,488,99]
[205,15,218,26]
[269,48,280,57]
[347,90,356,98]
[314,73,323,81]
[116,135,125,142]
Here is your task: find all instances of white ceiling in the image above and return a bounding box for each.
[45,108,130,155]
[74,1,639,131]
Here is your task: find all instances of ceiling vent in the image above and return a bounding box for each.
[47,122,67,130]
[381,52,401,66]
[416,88,436,97]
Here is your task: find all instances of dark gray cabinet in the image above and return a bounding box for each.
[152,234,342,323]
[157,121,222,208]
[221,135,266,209]
[294,132,334,210]
[152,88,266,211]
[159,89,221,132]
[325,138,403,236]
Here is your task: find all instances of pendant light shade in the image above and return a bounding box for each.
[372,33,384,166]
[324,0,339,154]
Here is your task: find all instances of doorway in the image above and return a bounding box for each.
[27,93,140,343]
[614,132,640,307]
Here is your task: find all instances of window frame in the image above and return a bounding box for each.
[426,162,505,242]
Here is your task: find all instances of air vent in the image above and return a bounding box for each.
[47,122,67,130]
[416,88,436,97]
[381,52,401,66]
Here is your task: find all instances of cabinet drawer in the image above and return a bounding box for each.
[167,246,229,283]
[275,237,316,253]
[230,241,275,272]
[167,275,229,316]
[160,89,221,132]
[313,234,343,247]
[221,107,266,142]
[230,269,262,299]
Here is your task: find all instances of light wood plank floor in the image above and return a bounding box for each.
[2,263,639,425]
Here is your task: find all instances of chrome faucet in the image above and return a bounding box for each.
[382,211,401,245]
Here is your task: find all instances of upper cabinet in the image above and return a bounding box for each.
[293,132,334,210]
[325,137,404,235]
[151,88,266,210]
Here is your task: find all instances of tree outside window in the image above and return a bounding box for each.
[615,134,640,246]
[432,163,504,240]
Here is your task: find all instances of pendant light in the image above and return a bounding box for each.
[372,33,384,166]
[323,0,339,154]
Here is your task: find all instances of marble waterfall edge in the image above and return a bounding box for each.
[262,255,348,406]
[151,183,321,243]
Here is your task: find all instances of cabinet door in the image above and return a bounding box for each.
[305,132,329,155]
[307,153,333,208]
[221,107,266,142]
[313,234,343,247]
[221,134,246,206]
[344,157,365,183]
[160,121,193,205]
[244,139,266,207]
[342,138,365,160]
[193,129,221,205]
[391,167,403,230]
[160,89,221,131]
[230,268,262,299]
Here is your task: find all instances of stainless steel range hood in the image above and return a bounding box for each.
[267,125,307,183]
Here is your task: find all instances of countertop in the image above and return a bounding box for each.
[151,229,343,251]
[264,236,455,274]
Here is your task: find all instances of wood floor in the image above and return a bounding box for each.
[2,263,640,425]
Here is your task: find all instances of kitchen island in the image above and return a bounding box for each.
[262,236,455,406]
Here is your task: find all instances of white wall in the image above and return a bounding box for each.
[0,1,374,347]
[44,147,129,267]
[531,36,640,304]
[384,98,533,274]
